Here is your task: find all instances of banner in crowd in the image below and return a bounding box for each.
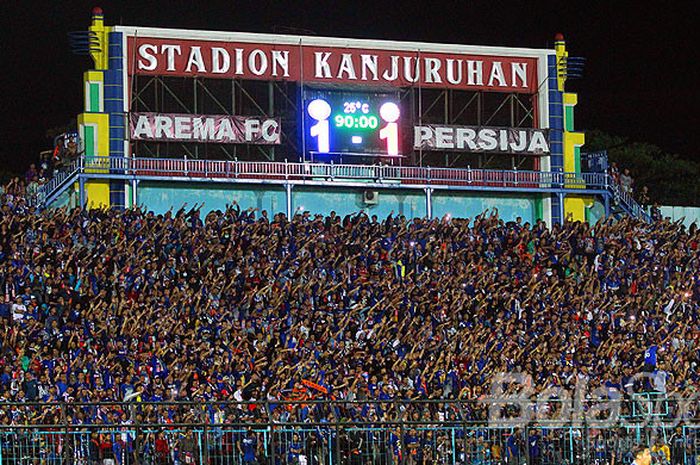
[129,112,281,144]
[414,125,550,154]
[301,379,329,395]
[581,150,609,173]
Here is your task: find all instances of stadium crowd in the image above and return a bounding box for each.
[1,177,699,422]
[1,176,699,465]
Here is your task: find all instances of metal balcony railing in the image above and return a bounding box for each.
[39,156,610,188]
[36,156,650,221]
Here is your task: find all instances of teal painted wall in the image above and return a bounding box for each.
[293,188,426,218]
[660,206,700,227]
[432,192,537,223]
[136,183,427,218]
[48,184,76,210]
[129,182,581,225]
[138,182,286,215]
[586,199,606,225]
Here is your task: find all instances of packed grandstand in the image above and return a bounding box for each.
[3,6,699,464]
[1,159,699,463]
[2,157,699,403]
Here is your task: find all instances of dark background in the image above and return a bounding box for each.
[1,1,696,174]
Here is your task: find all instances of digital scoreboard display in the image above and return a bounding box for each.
[304,91,401,158]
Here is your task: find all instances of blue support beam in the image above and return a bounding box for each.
[78,176,86,208]
[548,55,565,224]
[106,31,125,208]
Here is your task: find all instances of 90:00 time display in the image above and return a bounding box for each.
[334,114,379,129]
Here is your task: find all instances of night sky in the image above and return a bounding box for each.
[1,1,696,174]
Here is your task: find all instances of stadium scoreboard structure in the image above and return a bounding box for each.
[57,8,620,225]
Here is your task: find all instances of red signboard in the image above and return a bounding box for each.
[127,37,538,93]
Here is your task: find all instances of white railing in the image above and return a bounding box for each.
[35,159,81,205]
[609,180,652,222]
[111,157,611,189]
[39,155,614,190]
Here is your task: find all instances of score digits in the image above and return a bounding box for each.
[307,99,331,154]
[379,102,400,156]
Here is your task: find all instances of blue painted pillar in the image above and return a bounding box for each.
[79,176,86,208]
[548,55,565,224]
[106,31,126,208]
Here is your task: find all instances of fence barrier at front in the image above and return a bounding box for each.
[0,398,697,464]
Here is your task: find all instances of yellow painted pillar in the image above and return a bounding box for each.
[554,33,568,93]
[556,35,589,222]
[77,7,112,208]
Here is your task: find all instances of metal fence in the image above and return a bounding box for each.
[1,424,698,465]
[0,398,697,464]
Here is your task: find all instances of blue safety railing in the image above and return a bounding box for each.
[0,424,697,464]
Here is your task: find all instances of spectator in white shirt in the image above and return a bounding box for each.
[652,362,670,394]
[11,296,26,322]
[619,168,634,194]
